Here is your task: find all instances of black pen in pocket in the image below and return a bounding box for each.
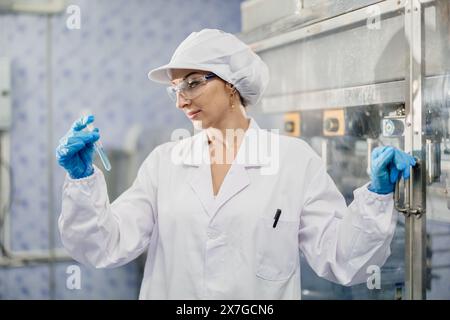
[273,209,282,228]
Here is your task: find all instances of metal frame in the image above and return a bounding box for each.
[261,74,450,114]
[261,80,405,113]
[251,0,449,114]
[248,0,406,53]
[240,0,387,41]
[403,0,427,300]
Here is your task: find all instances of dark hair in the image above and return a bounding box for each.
[231,86,246,107]
[239,95,246,108]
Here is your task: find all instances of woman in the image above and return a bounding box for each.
[56,29,416,299]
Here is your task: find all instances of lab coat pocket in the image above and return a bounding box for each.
[255,217,299,281]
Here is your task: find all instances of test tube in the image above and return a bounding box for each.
[87,123,112,171]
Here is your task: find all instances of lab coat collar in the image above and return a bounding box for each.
[177,117,277,218]
[180,117,272,168]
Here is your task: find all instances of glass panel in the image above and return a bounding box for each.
[423,0,450,300]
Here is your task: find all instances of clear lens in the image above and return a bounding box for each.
[166,86,177,101]
[166,74,215,102]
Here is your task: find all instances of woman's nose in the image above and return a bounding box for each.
[176,93,191,109]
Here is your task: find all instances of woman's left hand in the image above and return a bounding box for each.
[368,146,416,195]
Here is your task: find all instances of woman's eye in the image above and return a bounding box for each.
[187,80,201,89]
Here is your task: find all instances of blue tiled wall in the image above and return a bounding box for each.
[0,0,243,299]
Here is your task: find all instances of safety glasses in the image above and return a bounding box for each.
[166,73,217,102]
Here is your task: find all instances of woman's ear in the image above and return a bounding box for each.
[225,82,236,94]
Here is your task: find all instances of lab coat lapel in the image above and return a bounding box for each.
[182,130,215,217]
[181,118,271,219]
[212,164,249,215]
[187,164,216,217]
[211,118,268,217]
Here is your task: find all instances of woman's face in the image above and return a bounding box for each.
[170,69,235,129]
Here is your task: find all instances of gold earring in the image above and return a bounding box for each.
[230,94,235,109]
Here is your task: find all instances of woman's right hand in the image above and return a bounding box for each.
[55,115,100,179]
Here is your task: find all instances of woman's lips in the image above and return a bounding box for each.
[187,110,201,119]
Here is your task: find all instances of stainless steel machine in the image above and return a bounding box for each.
[240,0,450,300]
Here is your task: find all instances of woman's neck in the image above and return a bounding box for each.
[206,114,250,149]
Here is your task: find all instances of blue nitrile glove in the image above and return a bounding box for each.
[368,146,416,195]
[55,115,100,179]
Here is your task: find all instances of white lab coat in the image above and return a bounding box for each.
[58,117,397,299]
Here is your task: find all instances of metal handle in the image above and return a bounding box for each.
[394,178,410,215]
[394,158,424,218]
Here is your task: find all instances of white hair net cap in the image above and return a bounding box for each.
[148,29,269,106]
